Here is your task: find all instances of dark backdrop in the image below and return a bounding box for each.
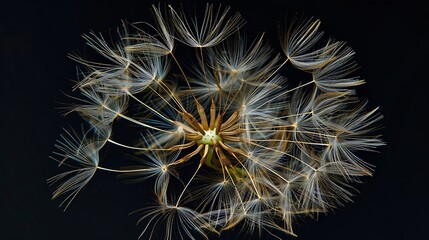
[1,0,427,239]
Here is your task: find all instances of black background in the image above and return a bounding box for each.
[1,0,428,239]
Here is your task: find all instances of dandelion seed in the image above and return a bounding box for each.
[71,85,128,126]
[48,128,106,210]
[50,4,383,240]
[169,3,245,48]
[208,33,279,80]
[135,204,214,240]
[124,4,175,56]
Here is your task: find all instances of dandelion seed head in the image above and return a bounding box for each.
[49,3,383,240]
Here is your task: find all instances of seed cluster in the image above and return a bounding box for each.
[49,3,383,240]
